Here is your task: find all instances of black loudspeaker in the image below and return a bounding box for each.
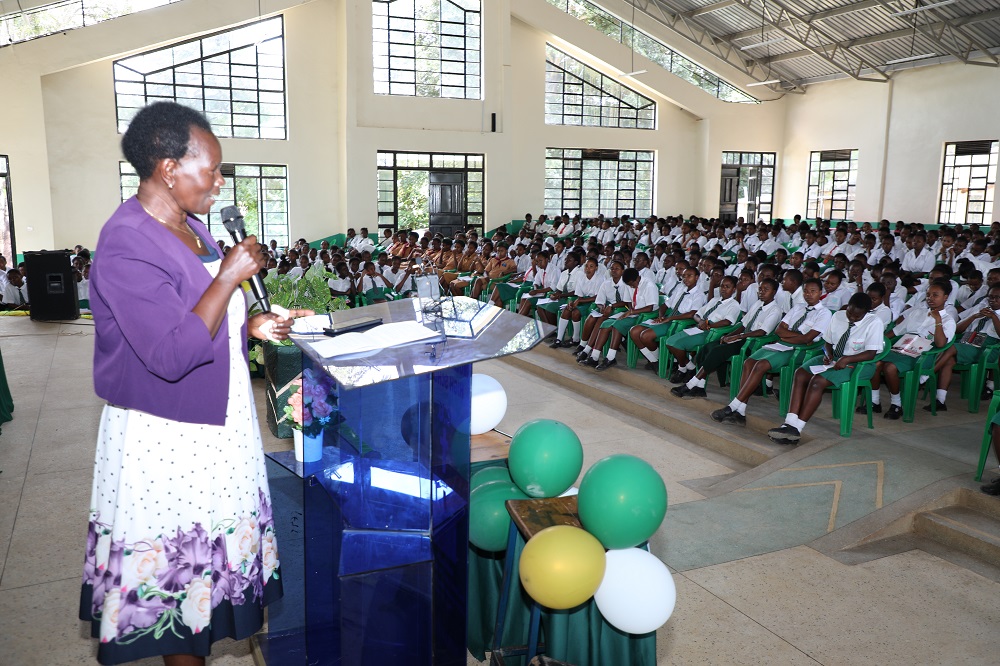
[25,250,79,321]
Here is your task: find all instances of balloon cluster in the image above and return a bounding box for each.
[468,419,677,635]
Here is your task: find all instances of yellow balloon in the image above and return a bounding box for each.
[518,525,606,610]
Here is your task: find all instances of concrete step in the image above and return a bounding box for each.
[913,501,1000,568]
[502,344,792,467]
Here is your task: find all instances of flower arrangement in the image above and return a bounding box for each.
[284,367,338,436]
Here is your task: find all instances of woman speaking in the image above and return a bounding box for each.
[80,102,309,665]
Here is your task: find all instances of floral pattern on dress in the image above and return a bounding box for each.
[82,488,279,645]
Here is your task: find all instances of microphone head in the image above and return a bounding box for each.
[221,206,244,233]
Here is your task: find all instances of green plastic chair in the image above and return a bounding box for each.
[953,346,1000,413]
[976,391,1000,481]
[655,321,741,377]
[728,334,778,399]
[507,283,534,312]
[611,312,657,367]
[900,338,956,423]
[830,345,891,437]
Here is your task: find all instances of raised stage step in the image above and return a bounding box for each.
[913,492,1000,568]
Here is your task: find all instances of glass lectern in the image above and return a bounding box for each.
[261,297,548,665]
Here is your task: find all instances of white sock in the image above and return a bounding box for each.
[936,389,947,403]
[729,399,747,415]
[591,349,601,361]
[606,349,617,361]
[919,374,929,385]
[684,361,696,371]
[557,318,568,339]
[686,376,706,389]
[890,393,901,407]
[989,380,995,390]
[764,378,773,388]
[640,348,657,362]
[572,330,581,343]
[870,392,881,405]
[582,344,592,354]
[784,414,805,431]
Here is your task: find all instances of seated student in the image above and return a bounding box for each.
[469,243,516,300]
[819,270,853,311]
[358,261,395,303]
[712,278,831,426]
[867,279,956,419]
[866,282,893,326]
[574,260,629,361]
[585,268,659,371]
[670,278,782,399]
[327,261,355,302]
[660,275,741,379]
[629,267,706,373]
[925,284,1000,413]
[515,251,560,316]
[0,269,28,309]
[383,255,414,295]
[550,257,603,348]
[536,252,581,325]
[766,294,885,444]
[775,268,805,314]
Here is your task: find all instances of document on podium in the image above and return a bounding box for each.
[307,320,443,358]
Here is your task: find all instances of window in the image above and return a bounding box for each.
[120,162,289,247]
[0,0,182,47]
[807,150,858,221]
[545,45,655,129]
[0,156,14,262]
[721,152,776,223]
[372,0,481,99]
[544,148,654,219]
[376,151,484,231]
[113,17,286,139]
[544,0,756,104]
[939,140,998,226]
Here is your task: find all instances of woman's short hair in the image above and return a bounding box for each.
[121,102,213,180]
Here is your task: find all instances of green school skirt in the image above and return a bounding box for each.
[494,281,523,302]
[601,314,643,336]
[801,353,874,387]
[663,329,707,351]
[536,297,569,314]
[956,339,1000,365]
[635,320,676,337]
[749,348,795,370]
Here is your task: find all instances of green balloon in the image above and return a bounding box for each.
[469,480,529,552]
[471,465,513,491]
[508,420,583,498]
[578,454,667,549]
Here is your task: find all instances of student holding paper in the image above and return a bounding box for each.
[712,278,831,426]
[868,279,956,419]
[659,275,739,380]
[767,293,884,444]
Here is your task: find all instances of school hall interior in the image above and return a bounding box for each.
[2,0,1000,664]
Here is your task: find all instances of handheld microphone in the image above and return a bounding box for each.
[221,205,272,313]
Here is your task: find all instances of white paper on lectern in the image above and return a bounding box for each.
[308,321,440,357]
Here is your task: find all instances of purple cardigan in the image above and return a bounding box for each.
[91,197,247,426]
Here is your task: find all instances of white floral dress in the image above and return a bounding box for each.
[80,256,281,664]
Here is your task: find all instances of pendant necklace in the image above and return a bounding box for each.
[140,203,204,249]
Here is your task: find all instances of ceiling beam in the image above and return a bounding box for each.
[870,0,999,66]
[683,0,738,18]
[757,7,1000,66]
[722,0,883,42]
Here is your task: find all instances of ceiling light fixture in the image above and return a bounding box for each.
[740,37,786,51]
[885,52,938,64]
[746,79,781,87]
[889,0,958,18]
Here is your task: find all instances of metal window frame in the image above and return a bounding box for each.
[544,45,656,129]
[938,140,999,226]
[113,16,287,140]
[544,148,654,219]
[0,154,16,262]
[375,150,486,232]
[372,0,482,100]
[806,149,858,221]
[721,151,777,222]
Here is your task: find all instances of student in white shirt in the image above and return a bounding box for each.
[516,251,560,316]
[629,268,706,373]
[866,283,894,326]
[551,257,603,348]
[587,268,660,370]
[869,279,957,419]
[901,233,935,276]
[574,260,630,360]
[671,278,783,399]
[536,251,582,325]
[0,270,28,309]
[775,269,805,314]
[820,271,853,311]
[931,284,1000,413]
[767,293,886,444]
[661,276,740,379]
[713,278,831,426]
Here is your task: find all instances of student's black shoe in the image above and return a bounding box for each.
[883,405,903,420]
[767,424,801,444]
[595,358,617,371]
[644,361,658,373]
[855,402,882,414]
[573,345,586,355]
[549,339,564,349]
[576,352,591,364]
[711,406,746,426]
[982,387,994,401]
[670,385,690,398]
[669,369,693,384]
[981,477,1000,496]
[682,387,707,399]
[584,357,600,368]
[922,400,947,412]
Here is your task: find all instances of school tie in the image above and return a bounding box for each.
[744,305,762,333]
[834,322,855,358]
[18,289,24,305]
[702,300,723,321]
[791,307,813,332]
[614,284,621,302]
[973,316,989,334]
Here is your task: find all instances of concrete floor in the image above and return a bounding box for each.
[1,316,998,665]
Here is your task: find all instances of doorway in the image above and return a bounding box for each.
[720,152,775,223]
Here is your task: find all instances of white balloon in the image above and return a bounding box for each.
[594,548,676,635]
[469,374,508,436]
[558,486,579,497]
